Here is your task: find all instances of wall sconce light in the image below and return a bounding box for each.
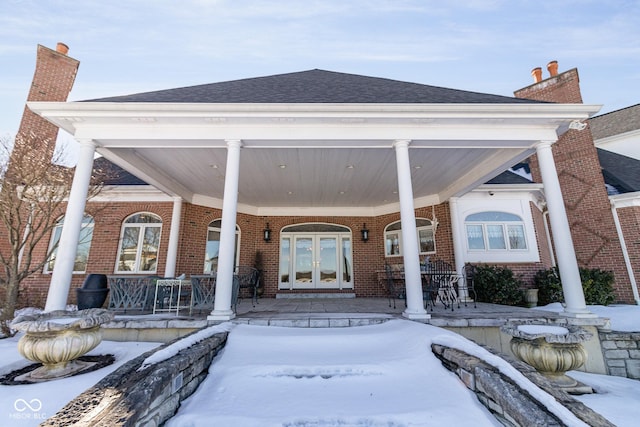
[263,223,271,242]
[361,223,369,242]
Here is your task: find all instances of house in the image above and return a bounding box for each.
[12,43,638,322]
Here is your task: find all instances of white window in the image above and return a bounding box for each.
[204,219,240,274]
[45,215,94,273]
[465,211,527,251]
[384,219,435,257]
[116,213,162,273]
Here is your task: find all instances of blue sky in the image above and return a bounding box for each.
[1,0,639,138]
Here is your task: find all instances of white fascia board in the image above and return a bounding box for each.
[610,192,640,208]
[28,102,602,141]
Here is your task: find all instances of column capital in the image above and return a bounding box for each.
[75,138,97,148]
[535,140,556,150]
[392,139,411,149]
[225,139,243,148]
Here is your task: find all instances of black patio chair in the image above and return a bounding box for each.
[426,259,459,311]
[459,263,478,308]
[384,263,405,309]
[235,266,260,307]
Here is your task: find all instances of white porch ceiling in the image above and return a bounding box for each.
[29,102,600,216]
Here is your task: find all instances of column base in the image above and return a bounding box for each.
[561,308,598,319]
[402,309,431,321]
[207,310,236,322]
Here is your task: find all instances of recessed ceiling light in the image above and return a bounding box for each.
[339,191,346,195]
[346,165,354,169]
[209,164,218,169]
[279,165,287,169]
[287,191,293,195]
[414,165,422,169]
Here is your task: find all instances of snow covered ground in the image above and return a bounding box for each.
[0,303,639,426]
[0,338,160,426]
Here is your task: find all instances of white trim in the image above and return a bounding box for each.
[92,185,175,202]
[595,129,640,147]
[610,192,640,208]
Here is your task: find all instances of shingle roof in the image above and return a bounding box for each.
[93,157,148,185]
[486,170,533,185]
[597,148,640,193]
[589,104,640,140]
[84,69,544,104]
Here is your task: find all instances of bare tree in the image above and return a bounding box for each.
[0,133,106,336]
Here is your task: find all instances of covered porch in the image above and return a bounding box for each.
[28,70,601,322]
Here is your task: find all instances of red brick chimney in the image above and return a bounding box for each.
[514,62,633,303]
[10,42,80,168]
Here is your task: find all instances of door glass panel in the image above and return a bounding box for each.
[295,237,313,283]
[318,237,337,282]
[342,238,352,282]
[280,238,290,283]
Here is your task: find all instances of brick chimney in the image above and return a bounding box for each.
[514,62,633,302]
[9,42,80,169]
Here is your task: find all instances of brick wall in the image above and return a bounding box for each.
[614,206,640,300]
[515,67,632,303]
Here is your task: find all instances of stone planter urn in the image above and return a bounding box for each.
[501,322,592,392]
[11,308,114,380]
[524,288,539,307]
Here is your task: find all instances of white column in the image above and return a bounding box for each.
[45,140,96,312]
[394,140,429,320]
[536,141,593,317]
[164,196,182,278]
[209,139,242,321]
[449,197,469,300]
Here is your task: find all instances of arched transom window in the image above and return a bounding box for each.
[384,218,435,257]
[116,212,162,273]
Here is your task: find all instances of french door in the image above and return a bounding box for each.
[279,229,353,290]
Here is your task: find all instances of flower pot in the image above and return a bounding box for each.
[77,288,109,309]
[524,288,539,307]
[82,273,108,290]
[11,309,114,380]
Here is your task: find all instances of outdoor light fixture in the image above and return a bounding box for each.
[361,223,369,242]
[263,223,272,242]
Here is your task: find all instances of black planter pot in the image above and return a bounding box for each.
[77,288,109,310]
[82,273,108,290]
[76,273,109,309]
